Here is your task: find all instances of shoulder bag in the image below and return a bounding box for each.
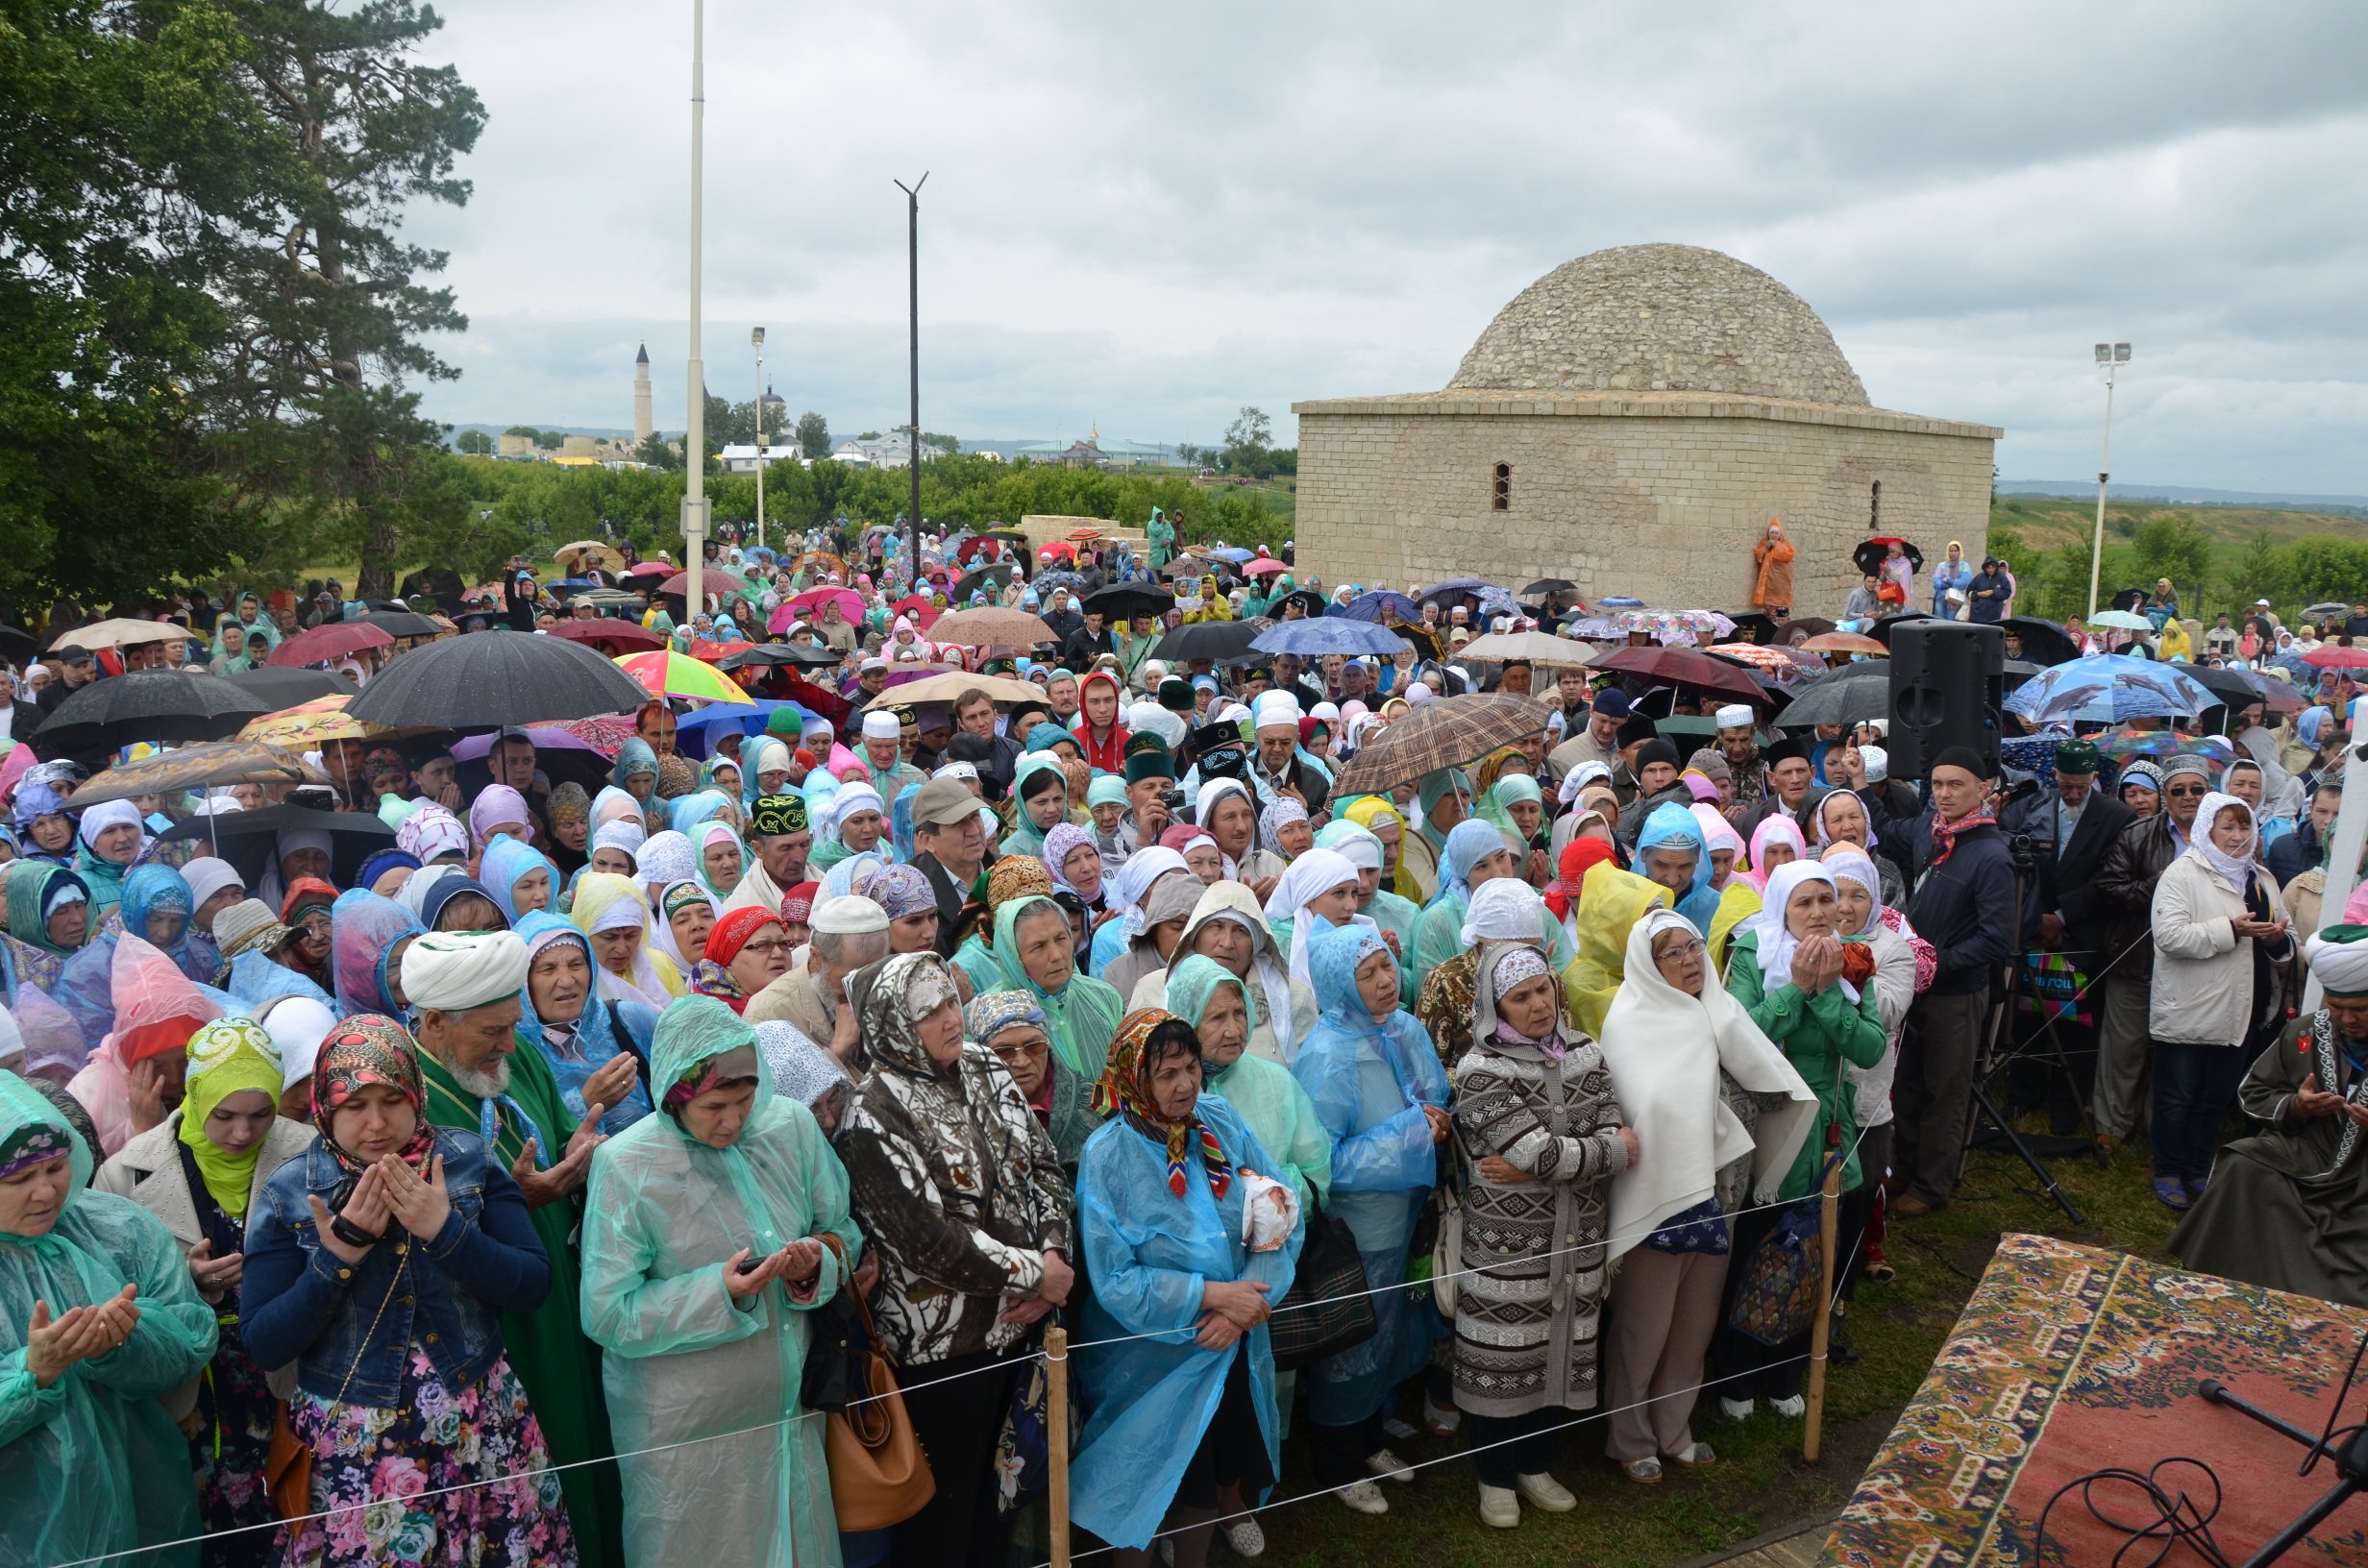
[810,1232,937,1531]
[1266,1199,1379,1372]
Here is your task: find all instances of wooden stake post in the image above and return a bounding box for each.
[1046,1325,1071,1568]
[1803,1153,1844,1461]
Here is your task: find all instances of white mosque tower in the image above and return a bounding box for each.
[632,340,654,445]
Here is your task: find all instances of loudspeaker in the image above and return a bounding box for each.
[1887,621,2004,779]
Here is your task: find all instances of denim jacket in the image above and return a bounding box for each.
[240,1127,552,1407]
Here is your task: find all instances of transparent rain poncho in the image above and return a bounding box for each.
[1072,1093,1302,1550]
[578,995,863,1568]
[0,1072,218,1567]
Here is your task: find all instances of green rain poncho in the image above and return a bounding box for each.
[0,1073,217,1568]
[580,996,861,1568]
[986,894,1125,1083]
[1166,955,1332,1210]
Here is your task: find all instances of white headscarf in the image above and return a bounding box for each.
[1596,908,1816,1260]
[2188,790,2259,893]
[1262,847,1367,987]
[1558,759,1613,807]
[1109,847,1189,943]
[1746,860,1856,1003]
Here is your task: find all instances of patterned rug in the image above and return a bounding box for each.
[1821,1233,2368,1566]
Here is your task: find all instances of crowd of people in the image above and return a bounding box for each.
[6,515,2368,1568]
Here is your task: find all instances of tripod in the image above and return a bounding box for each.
[2196,1327,2368,1566]
[1961,840,2085,1223]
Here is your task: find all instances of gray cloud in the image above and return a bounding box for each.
[409,1,2368,490]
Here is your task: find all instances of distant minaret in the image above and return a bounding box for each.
[632,341,654,444]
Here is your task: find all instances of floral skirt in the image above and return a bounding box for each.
[194,1315,281,1568]
[275,1347,576,1568]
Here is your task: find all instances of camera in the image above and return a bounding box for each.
[1158,789,1186,812]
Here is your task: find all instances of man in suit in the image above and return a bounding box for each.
[2003,738,2134,1134]
[907,774,991,958]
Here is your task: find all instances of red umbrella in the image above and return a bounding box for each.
[2303,647,2368,668]
[264,620,394,668]
[1591,645,1769,705]
[545,618,666,655]
[1244,558,1289,577]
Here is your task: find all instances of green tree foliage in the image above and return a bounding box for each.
[2284,538,2368,608]
[1220,406,1278,478]
[795,411,829,459]
[454,429,493,454]
[2222,528,2288,609]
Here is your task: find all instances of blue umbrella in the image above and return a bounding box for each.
[1338,591,1422,625]
[1209,547,1256,564]
[673,697,810,760]
[1598,596,1645,608]
[1251,620,1408,658]
[1417,576,1495,606]
[2004,655,2218,726]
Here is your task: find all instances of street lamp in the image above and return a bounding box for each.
[752,326,766,553]
[680,0,709,624]
[2084,341,2131,623]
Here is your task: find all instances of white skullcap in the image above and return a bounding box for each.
[1462,876,1544,946]
[1861,745,1889,783]
[861,709,901,740]
[933,761,979,782]
[181,856,244,912]
[1218,703,1251,725]
[810,894,889,936]
[1714,704,1755,730]
[1252,690,1302,732]
[260,996,339,1084]
[401,930,530,1015]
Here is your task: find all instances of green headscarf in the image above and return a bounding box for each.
[8,862,89,955]
[1475,772,1542,837]
[177,1019,285,1217]
[1164,952,1258,1036]
[1413,769,1473,852]
[986,894,1123,1079]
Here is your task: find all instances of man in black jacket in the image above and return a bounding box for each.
[907,775,991,958]
[1891,747,2019,1215]
[2002,739,2134,1130]
[2088,753,2212,1159]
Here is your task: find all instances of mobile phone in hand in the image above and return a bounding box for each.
[735,1254,766,1276]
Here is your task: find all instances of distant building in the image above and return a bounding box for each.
[633,342,654,444]
[1013,427,1171,468]
[497,432,536,457]
[832,433,913,469]
[718,443,802,474]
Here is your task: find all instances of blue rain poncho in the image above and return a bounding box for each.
[1072,1093,1303,1550]
[1636,799,1722,933]
[481,836,561,925]
[579,995,862,1568]
[225,947,335,1016]
[1409,819,1516,990]
[1288,923,1447,1430]
[1167,955,1333,1210]
[514,911,654,1134]
[0,1073,218,1567]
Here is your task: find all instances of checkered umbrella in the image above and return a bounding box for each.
[1329,694,1557,796]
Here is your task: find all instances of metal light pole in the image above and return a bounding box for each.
[752,326,766,553]
[2084,341,2131,622]
[680,0,708,623]
[895,173,928,578]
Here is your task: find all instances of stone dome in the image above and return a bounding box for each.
[1448,243,1869,405]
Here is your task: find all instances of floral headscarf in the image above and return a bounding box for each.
[1093,1007,1230,1200]
[311,1014,437,1175]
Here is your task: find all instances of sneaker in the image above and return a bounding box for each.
[1380,1415,1418,1443]
[1336,1480,1389,1516]
[1366,1448,1416,1484]
[1865,1258,1896,1284]
[1516,1472,1576,1512]
[1422,1398,1463,1437]
[2153,1178,2192,1212]
[1770,1394,1807,1418]
[1221,1518,1266,1558]
[1477,1482,1520,1528]
[1718,1396,1755,1420]
[1668,1441,1716,1468]
[1158,1538,1174,1567]
[1624,1457,1664,1483]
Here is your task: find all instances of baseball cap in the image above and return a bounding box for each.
[910,775,981,829]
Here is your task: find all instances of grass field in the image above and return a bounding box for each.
[1219,1130,2177,1568]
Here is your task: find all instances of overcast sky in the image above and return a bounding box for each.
[407,2,2368,493]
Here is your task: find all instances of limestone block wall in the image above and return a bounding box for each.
[1291,392,2000,618]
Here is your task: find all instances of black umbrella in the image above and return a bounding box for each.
[954,563,1018,600]
[32,670,269,756]
[2001,616,2082,668]
[1854,537,1925,576]
[1151,619,1267,664]
[345,628,653,729]
[229,666,359,706]
[1083,582,1175,621]
[0,625,36,662]
[1724,612,1782,646]
[159,803,395,888]
[1865,611,1941,649]
[714,643,842,672]
[355,609,445,640]
[1772,663,1891,729]
[2183,663,2261,712]
[1521,578,1576,597]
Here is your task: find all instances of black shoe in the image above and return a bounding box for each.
[1830,1340,1860,1366]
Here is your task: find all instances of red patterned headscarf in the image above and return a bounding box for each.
[310,1014,437,1174]
[1092,1008,1229,1200]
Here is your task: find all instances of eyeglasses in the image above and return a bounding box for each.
[2165,784,2208,798]
[990,1037,1049,1063]
[738,938,796,957]
[1655,939,1708,961]
[294,910,333,933]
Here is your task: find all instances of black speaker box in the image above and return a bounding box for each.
[1887,622,2004,779]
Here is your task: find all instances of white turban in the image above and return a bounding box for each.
[810,894,889,936]
[1714,704,1755,730]
[2306,929,2368,997]
[1252,690,1301,733]
[402,930,530,1015]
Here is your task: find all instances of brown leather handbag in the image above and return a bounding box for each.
[813,1234,936,1531]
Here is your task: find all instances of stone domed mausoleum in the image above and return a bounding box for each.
[1294,244,2000,612]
